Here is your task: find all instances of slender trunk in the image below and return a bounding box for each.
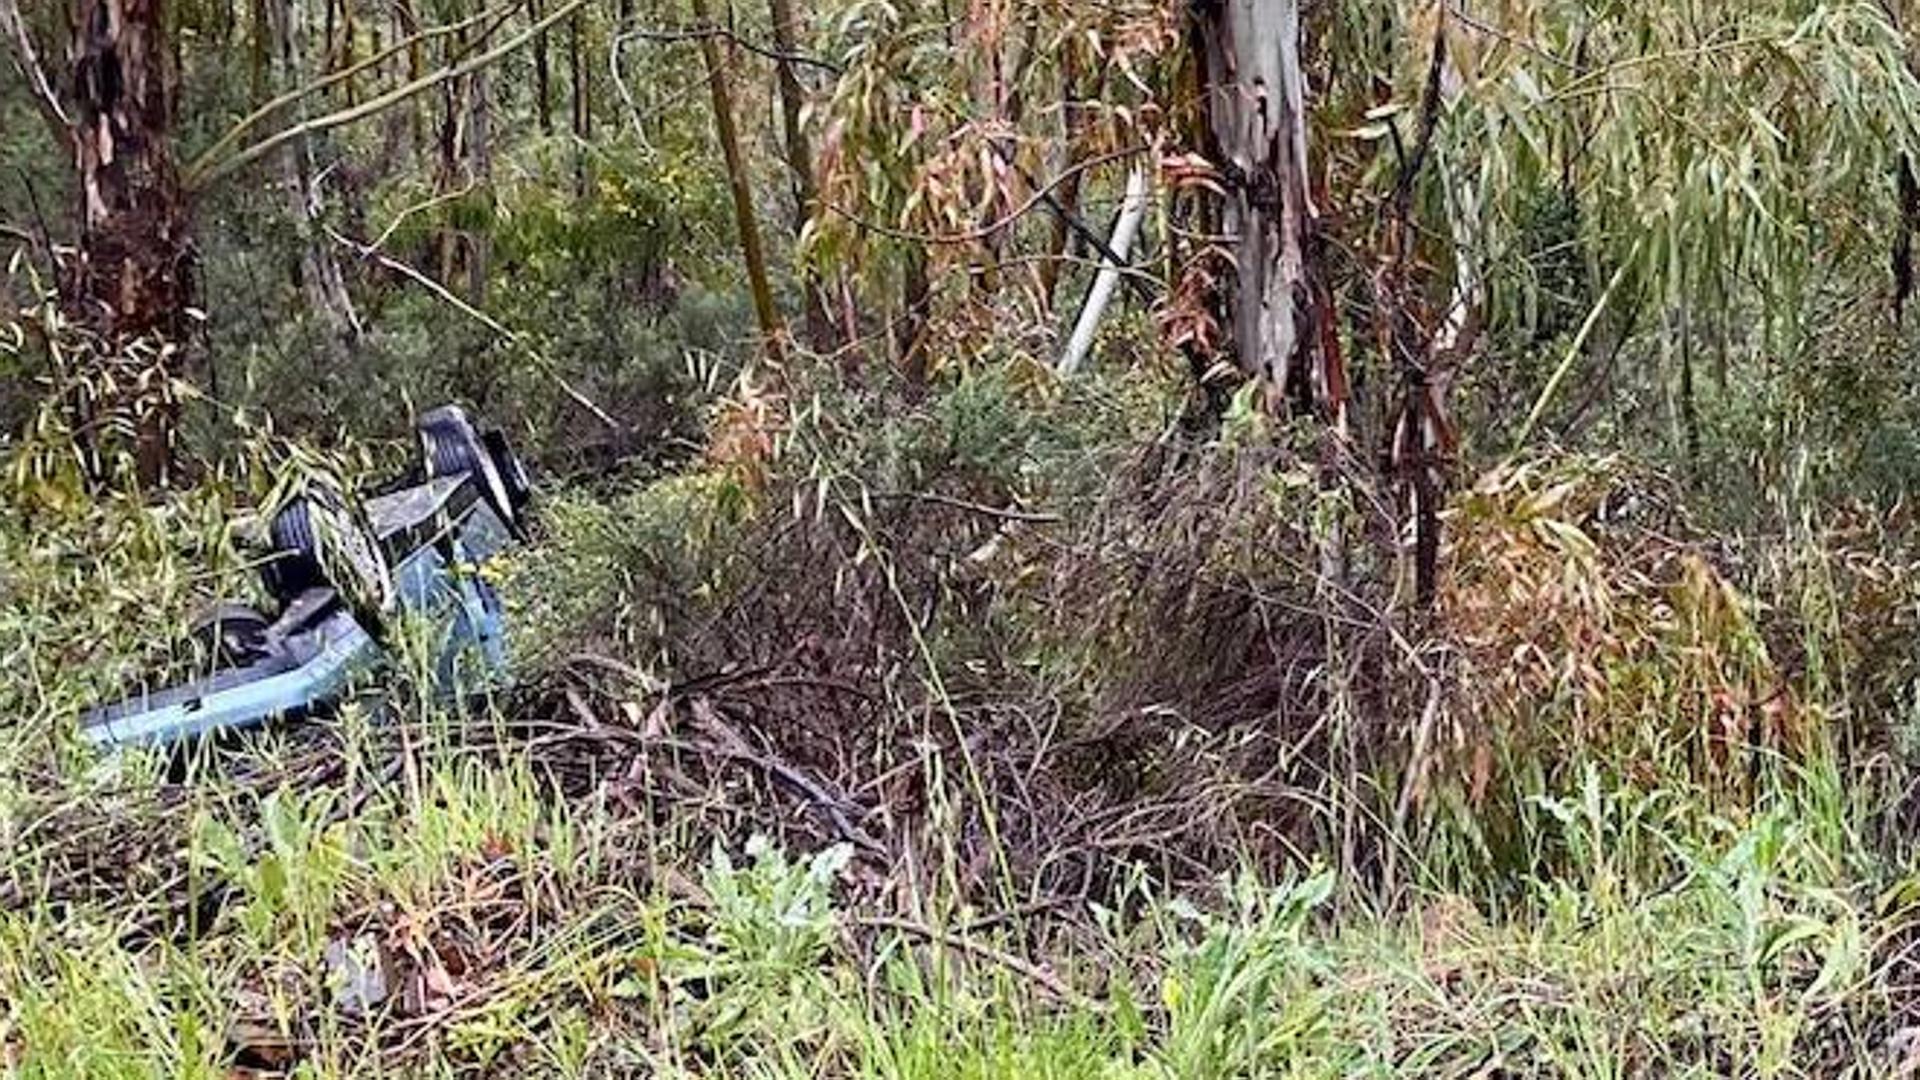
[767,0,831,348]
[692,0,782,362]
[249,0,268,101]
[339,0,356,104]
[977,12,1040,303]
[900,250,932,389]
[435,45,465,281]
[71,0,195,486]
[276,0,362,353]
[1897,155,1916,323]
[1039,43,1094,311]
[468,56,492,303]
[569,6,589,197]
[529,0,551,134]
[395,0,423,155]
[1891,4,1916,323]
[1679,304,1698,466]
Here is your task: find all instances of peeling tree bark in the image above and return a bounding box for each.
[1193,0,1344,427]
[70,0,196,485]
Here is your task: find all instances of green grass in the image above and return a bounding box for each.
[1,731,1912,1077]
[4,391,1917,1077]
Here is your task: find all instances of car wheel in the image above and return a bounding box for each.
[418,404,522,534]
[261,483,394,636]
[188,602,273,669]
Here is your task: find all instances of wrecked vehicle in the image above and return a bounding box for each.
[81,405,534,751]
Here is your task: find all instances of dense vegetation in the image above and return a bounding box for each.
[6,0,1920,1074]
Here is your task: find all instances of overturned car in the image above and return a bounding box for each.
[82,405,534,751]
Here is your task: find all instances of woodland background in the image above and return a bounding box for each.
[6,0,1920,1075]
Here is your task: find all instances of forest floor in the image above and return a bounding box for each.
[4,370,1920,1077]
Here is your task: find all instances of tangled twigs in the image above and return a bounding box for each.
[522,704,887,858]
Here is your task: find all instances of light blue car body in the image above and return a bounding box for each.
[81,473,517,751]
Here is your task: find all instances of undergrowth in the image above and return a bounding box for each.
[4,364,1920,1075]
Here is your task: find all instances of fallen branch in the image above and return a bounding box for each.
[1508,244,1641,455]
[1058,165,1150,376]
[680,734,886,856]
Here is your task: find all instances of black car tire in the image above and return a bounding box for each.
[260,485,395,636]
[188,602,274,669]
[483,427,534,518]
[418,405,524,535]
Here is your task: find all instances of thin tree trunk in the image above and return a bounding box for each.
[1897,155,1916,323]
[276,0,363,354]
[767,0,831,349]
[435,55,464,281]
[692,0,782,362]
[250,0,268,101]
[1039,42,1095,311]
[467,53,492,303]
[900,250,932,389]
[71,0,195,485]
[339,0,356,104]
[395,0,424,155]
[1679,304,1699,466]
[529,0,551,134]
[569,6,588,197]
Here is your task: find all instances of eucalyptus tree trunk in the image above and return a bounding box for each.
[1194,0,1343,427]
[1194,0,1362,810]
[467,58,493,303]
[692,0,782,362]
[276,0,363,354]
[395,0,424,154]
[767,0,832,349]
[568,6,588,196]
[529,0,551,134]
[70,0,195,484]
[249,0,268,100]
